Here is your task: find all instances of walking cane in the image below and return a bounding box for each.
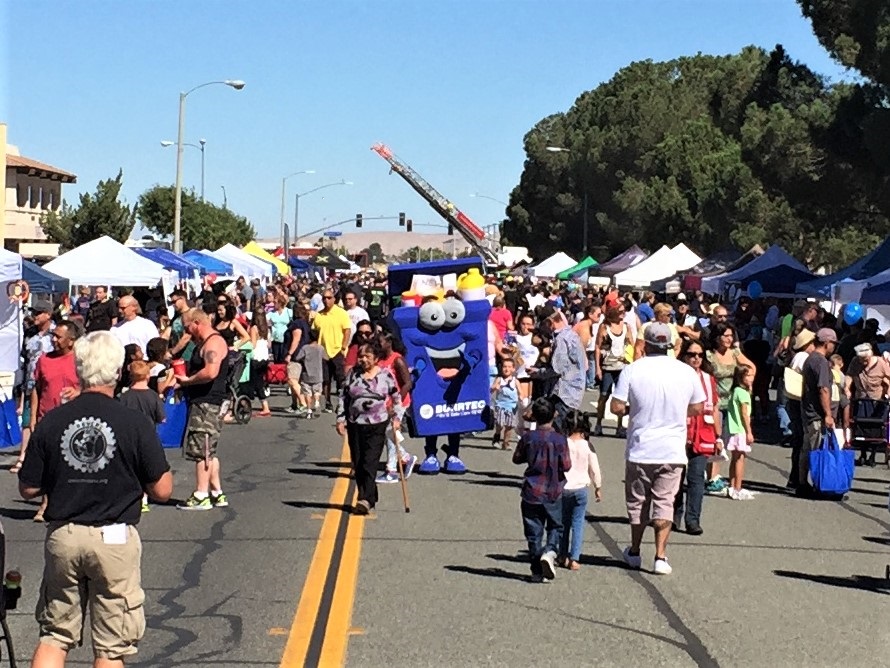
[393,424,411,513]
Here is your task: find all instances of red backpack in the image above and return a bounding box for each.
[687,371,718,456]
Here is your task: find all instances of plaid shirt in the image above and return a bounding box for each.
[512,426,571,504]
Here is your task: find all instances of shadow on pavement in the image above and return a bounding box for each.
[486,552,627,570]
[470,470,523,481]
[288,466,351,480]
[862,535,890,546]
[850,487,890,498]
[743,479,793,497]
[311,461,352,468]
[855,477,890,485]
[585,514,628,525]
[454,478,521,489]
[444,564,529,582]
[0,506,37,521]
[282,500,353,513]
[773,569,890,594]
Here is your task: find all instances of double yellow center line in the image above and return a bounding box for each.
[279,439,366,667]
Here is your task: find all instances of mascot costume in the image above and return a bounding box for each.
[389,263,491,474]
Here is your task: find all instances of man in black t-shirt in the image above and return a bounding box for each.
[19,330,172,665]
[86,286,119,332]
[365,277,388,325]
[798,327,837,495]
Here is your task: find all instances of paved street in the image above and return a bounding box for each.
[0,390,888,667]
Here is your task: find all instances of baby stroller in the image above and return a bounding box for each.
[849,398,890,468]
[226,350,253,425]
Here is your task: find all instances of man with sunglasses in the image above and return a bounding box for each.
[312,290,353,412]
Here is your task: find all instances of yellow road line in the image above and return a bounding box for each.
[318,497,365,666]
[279,440,352,668]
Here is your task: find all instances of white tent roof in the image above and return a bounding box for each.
[211,244,275,278]
[614,244,702,288]
[531,252,577,279]
[0,248,23,374]
[43,236,168,287]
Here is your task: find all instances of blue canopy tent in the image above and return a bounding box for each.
[796,236,890,296]
[860,276,890,305]
[737,265,816,297]
[182,250,234,276]
[133,248,204,280]
[22,260,69,294]
[287,256,313,272]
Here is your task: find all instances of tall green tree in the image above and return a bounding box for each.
[40,169,136,251]
[136,185,255,251]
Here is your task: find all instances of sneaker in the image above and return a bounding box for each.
[443,455,467,474]
[705,478,728,495]
[593,424,603,437]
[492,433,501,446]
[284,406,299,414]
[141,502,151,514]
[353,499,370,515]
[729,488,755,501]
[685,523,703,536]
[529,573,546,584]
[211,492,229,507]
[376,472,400,484]
[323,402,334,414]
[402,455,418,479]
[653,557,673,575]
[304,410,313,420]
[419,455,441,474]
[615,426,627,439]
[622,547,642,570]
[177,493,213,511]
[540,550,557,580]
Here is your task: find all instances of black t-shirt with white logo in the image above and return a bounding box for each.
[19,392,170,526]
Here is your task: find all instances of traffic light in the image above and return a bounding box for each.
[406,218,413,232]
[356,213,363,228]
[398,212,406,227]
[448,224,454,236]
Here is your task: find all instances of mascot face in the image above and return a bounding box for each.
[392,297,491,436]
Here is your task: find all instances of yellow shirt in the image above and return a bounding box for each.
[312,305,352,358]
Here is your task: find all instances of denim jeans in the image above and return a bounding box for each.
[586,352,597,389]
[775,376,791,435]
[385,426,409,473]
[520,498,563,575]
[559,488,589,561]
[674,453,707,528]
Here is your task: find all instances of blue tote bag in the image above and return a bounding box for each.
[809,429,855,495]
[0,390,22,448]
[156,390,188,449]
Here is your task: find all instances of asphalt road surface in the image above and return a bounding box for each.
[0,391,888,667]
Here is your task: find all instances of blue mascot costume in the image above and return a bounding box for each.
[388,261,492,474]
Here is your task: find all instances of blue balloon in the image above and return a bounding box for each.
[844,302,863,326]
[747,280,763,299]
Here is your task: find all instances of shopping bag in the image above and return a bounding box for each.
[0,390,21,448]
[157,390,188,449]
[265,362,288,385]
[808,429,855,494]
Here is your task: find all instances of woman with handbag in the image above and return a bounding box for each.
[673,339,723,535]
[784,329,816,487]
[248,309,272,417]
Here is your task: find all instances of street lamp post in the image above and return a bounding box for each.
[545,145,588,256]
[162,139,206,201]
[173,79,245,253]
[220,185,227,209]
[293,180,353,243]
[280,170,316,251]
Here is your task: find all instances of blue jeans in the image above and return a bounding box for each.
[559,488,589,561]
[775,376,791,434]
[586,352,597,389]
[674,453,707,528]
[521,498,563,575]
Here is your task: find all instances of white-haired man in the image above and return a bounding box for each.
[19,331,173,666]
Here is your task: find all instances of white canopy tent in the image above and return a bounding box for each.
[531,252,577,280]
[614,244,702,288]
[0,248,22,376]
[211,244,275,279]
[43,236,169,287]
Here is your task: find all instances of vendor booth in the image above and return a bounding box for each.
[43,236,168,287]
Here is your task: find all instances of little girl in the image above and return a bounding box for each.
[726,365,756,500]
[491,358,520,449]
[558,411,602,570]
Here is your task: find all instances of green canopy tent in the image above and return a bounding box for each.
[556,256,598,280]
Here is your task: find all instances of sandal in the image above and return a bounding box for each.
[9,459,23,475]
[255,410,272,417]
[568,560,581,571]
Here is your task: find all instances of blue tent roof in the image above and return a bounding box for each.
[287,256,313,272]
[133,248,204,280]
[182,250,234,276]
[22,260,69,294]
[738,265,816,296]
[797,236,890,296]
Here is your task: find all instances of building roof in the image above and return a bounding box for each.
[6,154,77,182]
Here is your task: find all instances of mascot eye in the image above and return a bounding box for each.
[418,302,446,331]
[443,298,465,327]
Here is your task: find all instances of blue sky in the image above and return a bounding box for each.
[2,1,845,243]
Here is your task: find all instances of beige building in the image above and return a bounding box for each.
[3,142,76,255]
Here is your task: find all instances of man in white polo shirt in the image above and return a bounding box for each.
[610,322,705,575]
[112,295,159,355]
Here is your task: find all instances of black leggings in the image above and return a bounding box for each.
[347,422,387,508]
[242,360,268,401]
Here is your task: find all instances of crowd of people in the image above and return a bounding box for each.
[10,266,890,663]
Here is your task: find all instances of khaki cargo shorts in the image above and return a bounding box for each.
[37,523,145,659]
[184,402,222,462]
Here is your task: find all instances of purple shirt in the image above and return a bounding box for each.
[512,426,571,504]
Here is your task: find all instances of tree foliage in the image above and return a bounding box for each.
[136,186,255,251]
[40,169,136,251]
[504,46,890,268]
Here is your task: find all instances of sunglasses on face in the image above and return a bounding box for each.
[323,296,335,300]
[685,352,704,358]
[358,330,373,336]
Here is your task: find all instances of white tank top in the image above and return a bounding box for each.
[602,324,627,370]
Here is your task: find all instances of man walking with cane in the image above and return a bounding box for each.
[174,309,230,510]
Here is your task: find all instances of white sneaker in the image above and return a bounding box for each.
[622,547,642,570]
[540,550,557,580]
[653,558,673,575]
[732,488,756,501]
